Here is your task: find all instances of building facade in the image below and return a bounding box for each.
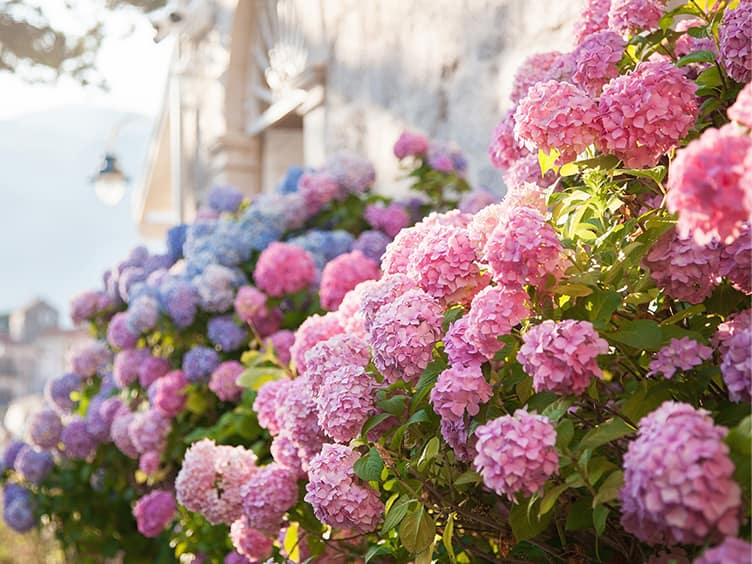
[135,0,583,237]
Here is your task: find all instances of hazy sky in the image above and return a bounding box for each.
[0,5,172,323]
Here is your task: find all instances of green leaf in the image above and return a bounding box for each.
[383,496,412,533]
[587,456,617,486]
[353,447,385,482]
[559,155,620,177]
[539,483,568,517]
[659,304,705,326]
[593,505,610,536]
[584,289,622,331]
[443,513,457,563]
[686,25,708,38]
[616,165,667,184]
[378,395,409,417]
[565,496,593,531]
[695,65,722,89]
[454,469,481,486]
[510,498,553,542]
[577,417,634,452]
[362,413,393,437]
[542,398,574,422]
[236,367,285,390]
[621,380,673,422]
[606,319,663,351]
[593,470,624,507]
[399,505,436,554]
[726,415,751,500]
[417,437,441,471]
[365,544,393,563]
[677,49,716,67]
[556,419,575,450]
[406,409,431,426]
[185,389,209,415]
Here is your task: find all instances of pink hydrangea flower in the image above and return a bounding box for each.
[175,439,258,525]
[70,290,103,325]
[149,370,188,418]
[263,330,295,365]
[358,274,416,332]
[719,223,752,296]
[139,451,160,475]
[253,378,292,436]
[304,444,384,533]
[302,334,370,397]
[643,229,721,304]
[209,361,244,402]
[518,319,608,395]
[430,364,492,421]
[502,154,557,192]
[68,340,111,379]
[620,402,742,545]
[241,463,298,534]
[254,243,316,298]
[290,312,344,374]
[270,432,305,479]
[336,281,375,340]
[440,418,477,463]
[111,409,138,459]
[224,551,250,564]
[666,124,752,245]
[465,285,531,359]
[510,52,566,104]
[364,202,411,237]
[320,251,381,311]
[459,189,498,214]
[488,108,530,170]
[278,377,327,470]
[514,80,601,161]
[133,490,176,538]
[113,348,151,388]
[574,0,612,45]
[719,2,752,83]
[728,82,752,128]
[230,517,273,563]
[406,223,486,306]
[608,0,666,37]
[502,181,549,214]
[598,59,698,168]
[298,171,340,213]
[573,30,626,95]
[129,409,171,455]
[473,409,559,500]
[466,203,506,256]
[369,288,443,385]
[484,207,567,289]
[720,329,751,403]
[234,286,279,337]
[714,309,752,357]
[694,537,752,564]
[138,355,171,389]
[647,337,713,379]
[443,316,485,368]
[316,364,377,443]
[393,131,429,159]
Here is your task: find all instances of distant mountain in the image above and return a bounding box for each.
[0,105,158,324]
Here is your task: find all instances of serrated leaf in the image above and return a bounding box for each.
[399,505,435,554]
[556,419,575,450]
[443,513,457,563]
[383,496,412,533]
[353,447,385,482]
[542,398,574,422]
[593,470,624,507]
[584,289,622,331]
[578,418,634,452]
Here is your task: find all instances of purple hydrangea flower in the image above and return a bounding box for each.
[127,295,160,334]
[14,446,54,485]
[183,346,221,383]
[160,277,199,328]
[28,408,63,449]
[207,315,249,352]
[353,230,391,263]
[45,373,81,413]
[60,417,98,459]
[133,489,176,538]
[3,484,36,533]
[207,186,244,213]
[107,312,139,350]
[1,440,25,472]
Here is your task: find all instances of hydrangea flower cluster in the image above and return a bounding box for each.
[230,517,274,562]
[15,446,54,485]
[694,537,752,564]
[209,361,245,402]
[149,370,188,417]
[393,131,429,159]
[253,242,316,297]
[290,313,344,374]
[488,108,529,170]
[728,82,752,128]
[518,320,608,395]
[647,337,713,379]
[60,417,98,459]
[608,0,666,37]
[304,444,384,533]
[473,410,559,500]
[720,328,752,403]
[573,0,611,44]
[28,408,63,449]
[430,364,492,422]
[620,402,742,545]
[319,250,381,311]
[183,346,221,383]
[719,2,752,83]
[240,463,298,534]
[464,285,531,359]
[3,484,36,533]
[133,490,176,538]
[572,30,625,95]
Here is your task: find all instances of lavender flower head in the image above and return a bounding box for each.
[28,408,63,449]
[183,346,221,383]
[207,315,248,352]
[206,185,244,213]
[14,446,54,485]
[647,337,713,379]
[45,373,81,413]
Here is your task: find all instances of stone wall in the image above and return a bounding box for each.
[308,0,584,196]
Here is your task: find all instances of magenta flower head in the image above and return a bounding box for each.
[28,408,63,449]
[643,229,721,304]
[647,337,713,379]
[440,418,477,463]
[107,312,139,350]
[514,80,601,161]
[254,242,316,298]
[358,274,416,332]
[720,222,752,295]
[209,361,245,402]
[304,444,384,533]
[666,124,752,245]
[133,490,176,538]
[719,1,752,83]
[298,170,339,213]
[484,207,567,289]
[241,463,299,534]
[473,409,559,500]
[277,377,327,471]
[175,439,258,525]
[319,250,381,311]
[465,285,531,359]
[230,517,273,562]
[443,316,485,368]
[370,287,443,385]
[608,0,666,37]
[621,402,742,545]
[518,319,608,395]
[694,537,752,564]
[430,364,493,421]
[393,131,429,159]
[149,369,188,418]
[598,59,698,168]
[138,354,171,389]
[233,286,281,338]
[290,312,344,374]
[364,202,411,238]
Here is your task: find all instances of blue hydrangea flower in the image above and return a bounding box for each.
[193,264,245,313]
[182,346,220,383]
[14,447,54,485]
[206,185,244,213]
[159,276,199,328]
[166,224,188,263]
[207,315,248,351]
[288,229,354,270]
[3,484,36,533]
[127,295,160,334]
[276,165,306,194]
